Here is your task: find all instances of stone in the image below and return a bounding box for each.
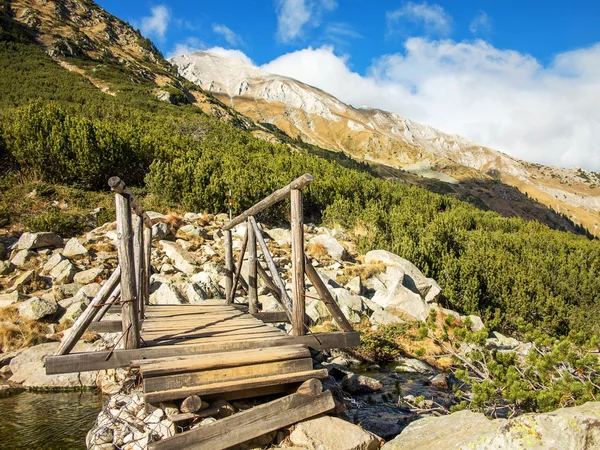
[15,232,63,250]
[382,402,600,450]
[78,283,102,299]
[73,267,103,284]
[290,416,381,450]
[309,235,347,260]
[149,283,187,305]
[342,374,383,394]
[189,272,222,299]
[160,240,198,275]
[50,259,77,284]
[0,290,24,308]
[9,269,35,293]
[265,228,292,245]
[370,309,404,326]
[373,280,430,322]
[18,296,58,321]
[306,300,331,324]
[176,224,207,240]
[160,263,177,274]
[487,331,522,350]
[42,252,65,274]
[53,283,83,300]
[345,276,364,295]
[62,237,88,258]
[152,222,170,240]
[211,399,235,418]
[467,315,485,332]
[9,342,99,388]
[180,395,204,413]
[10,249,36,268]
[332,288,364,313]
[394,358,434,374]
[365,250,442,302]
[429,373,451,390]
[0,260,15,275]
[60,301,86,323]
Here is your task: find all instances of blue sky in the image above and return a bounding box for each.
[96,0,600,170]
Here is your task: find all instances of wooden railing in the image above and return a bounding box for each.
[55,177,152,355]
[223,174,354,336]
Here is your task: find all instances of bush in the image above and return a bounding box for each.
[25,209,86,237]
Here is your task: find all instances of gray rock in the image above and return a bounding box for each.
[9,342,99,388]
[62,237,88,258]
[429,373,451,390]
[189,272,222,299]
[152,222,170,240]
[160,240,198,275]
[342,374,383,394]
[73,267,103,285]
[370,309,404,326]
[8,269,35,293]
[149,283,187,305]
[309,234,347,261]
[42,252,65,274]
[0,291,25,308]
[10,249,36,268]
[467,315,485,332]
[0,260,15,275]
[265,228,292,245]
[306,300,331,324]
[176,224,207,240]
[382,402,600,450]
[373,280,430,321]
[18,297,58,321]
[290,416,381,450]
[60,301,86,323]
[345,276,364,295]
[15,232,63,250]
[78,283,102,299]
[53,283,83,300]
[50,259,77,285]
[394,358,434,374]
[333,288,365,313]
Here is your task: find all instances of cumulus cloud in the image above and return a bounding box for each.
[167,37,204,58]
[262,41,600,171]
[469,11,492,35]
[275,0,337,43]
[212,24,244,46]
[387,2,451,37]
[204,47,255,65]
[139,5,170,40]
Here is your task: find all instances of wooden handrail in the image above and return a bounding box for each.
[223,174,314,231]
[108,176,153,228]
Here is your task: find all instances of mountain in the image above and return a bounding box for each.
[170,51,600,237]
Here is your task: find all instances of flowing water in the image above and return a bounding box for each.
[0,390,104,450]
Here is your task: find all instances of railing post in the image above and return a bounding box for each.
[247,217,259,313]
[143,226,152,311]
[224,230,233,304]
[133,214,143,320]
[114,191,140,349]
[291,188,307,336]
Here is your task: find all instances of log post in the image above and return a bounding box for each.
[247,217,259,313]
[93,284,121,323]
[224,230,234,304]
[114,191,140,349]
[291,189,307,336]
[229,227,248,301]
[143,226,152,309]
[133,214,143,320]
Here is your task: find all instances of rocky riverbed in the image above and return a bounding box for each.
[1,211,599,449]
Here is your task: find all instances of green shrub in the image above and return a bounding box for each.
[25,209,85,237]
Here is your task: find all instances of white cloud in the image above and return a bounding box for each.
[469,11,492,35]
[205,47,255,66]
[139,5,170,40]
[167,37,204,58]
[262,41,600,171]
[275,0,337,43]
[212,24,244,46]
[387,2,452,37]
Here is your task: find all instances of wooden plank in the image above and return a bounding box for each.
[114,190,140,349]
[87,320,123,333]
[250,217,293,319]
[230,227,248,301]
[251,311,290,323]
[144,368,329,404]
[223,174,314,231]
[141,327,285,341]
[257,263,283,298]
[224,229,233,303]
[304,256,354,333]
[149,390,333,450]
[247,217,259,313]
[142,332,288,347]
[55,267,121,355]
[290,188,307,336]
[137,345,308,376]
[143,358,313,393]
[44,332,360,374]
[108,176,152,228]
[168,407,220,422]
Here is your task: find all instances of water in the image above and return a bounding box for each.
[0,391,104,450]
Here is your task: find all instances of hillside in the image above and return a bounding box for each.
[0,0,599,338]
[170,51,600,237]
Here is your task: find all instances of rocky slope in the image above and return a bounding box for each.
[170,51,600,236]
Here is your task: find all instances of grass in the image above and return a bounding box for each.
[337,261,387,285]
[0,306,52,352]
[307,241,328,259]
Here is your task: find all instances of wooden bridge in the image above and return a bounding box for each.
[45,174,360,449]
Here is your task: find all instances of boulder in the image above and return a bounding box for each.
[290,416,381,450]
[9,342,99,388]
[373,280,430,321]
[152,222,170,240]
[0,290,25,308]
[0,260,15,275]
[15,232,62,250]
[53,283,83,300]
[345,276,364,295]
[42,252,65,274]
[160,240,198,275]
[342,374,383,394]
[332,288,364,314]
[18,297,58,321]
[149,283,187,305]
[382,402,600,450]
[365,250,441,302]
[78,283,102,299]
[189,272,222,299]
[370,309,404,326]
[265,228,292,246]
[8,269,35,293]
[10,249,36,268]
[60,301,86,323]
[176,224,207,240]
[309,235,347,261]
[467,315,485,332]
[394,358,434,374]
[50,259,77,285]
[73,267,103,285]
[62,237,88,258]
[306,300,331,324]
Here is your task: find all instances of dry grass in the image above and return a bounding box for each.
[0,306,52,352]
[337,262,387,285]
[307,241,328,259]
